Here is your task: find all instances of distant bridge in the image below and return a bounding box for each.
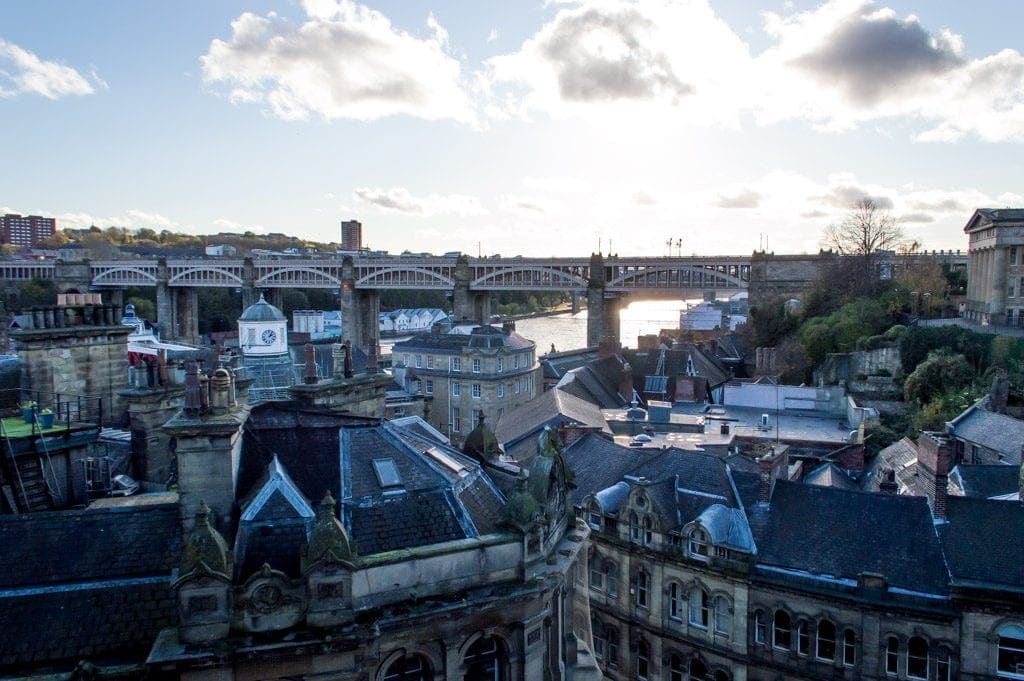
[0,250,966,349]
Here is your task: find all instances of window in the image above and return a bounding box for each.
[372,458,402,488]
[463,636,506,681]
[382,653,430,681]
[588,506,602,530]
[404,354,411,367]
[843,629,856,667]
[714,672,730,681]
[606,562,618,597]
[754,610,767,645]
[714,596,731,636]
[635,570,649,608]
[513,355,519,369]
[472,383,481,398]
[667,583,683,621]
[816,620,836,661]
[452,382,460,397]
[998,624,1024,678]
[473,358,481,373]
[636,639,650,680]
[629,512,641,543]
[472,409,482,425]
[642,515,653,545]
[497,358,504,372]
[497,384,504,398]
[689,659,708,681]
[689,529,709,559]
[592,617,605,661]
[415,354,422,368]
[886,637,900,676]
[424,380,433,395]
[514,380,520,394]
[907,636,929,680]
[689,588,709,629]
[936,648,951,681]
[247,328,256,346]
[773,610,791,650]
[668,654,685,681]
[451,357,461,371]
[590,560,604,592]
[1013,247,1019,265]
[605,625,619,667]
[427,355,434,369]
[796,621,809,657]
[451,407,461,433]
[1012,279,1018,298]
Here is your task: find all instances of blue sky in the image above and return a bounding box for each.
[1,0,1022,256]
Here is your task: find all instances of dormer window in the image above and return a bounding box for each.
[688,528,709,559]
[588,505,602,530]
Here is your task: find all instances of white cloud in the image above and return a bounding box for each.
[201,1,475,123]
[0,39,98,99]
[497,193,558,217]
[353,186,487,216]
[522,175,591,193]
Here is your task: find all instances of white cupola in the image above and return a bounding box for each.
[238,293,288,357]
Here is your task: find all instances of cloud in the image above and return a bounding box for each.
[788,5,963,105]
[498,194,552,216]
[484,0,750,120]
[715,188,763,209]
[487,29,499,43]
[897,212,935,224]
[632,190,658,206]
[353,186,487,216]
[0,39,98,99]
[201,1,475,123]
[812,181,894,210]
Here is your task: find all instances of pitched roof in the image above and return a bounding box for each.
[939,496,1024,591]
[950,464,1020,499]
[557,355,630,409]
[948,398,1024,465]
[861,436,919,493]
[494,387,610,446]
[804,462,859,492]
[745,479,949,596]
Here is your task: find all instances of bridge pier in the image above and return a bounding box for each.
[339,256,381,354]
[570,291,581,315]
[264,288,284,311]
[156,259,172,341]
[451,255,492,323]
[585,253,622,347]
[174,287,199,345]
[241,258,258,309]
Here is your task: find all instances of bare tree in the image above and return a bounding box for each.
[821,199,905,298]
[822,199,904,256]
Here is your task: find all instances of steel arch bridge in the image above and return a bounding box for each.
[0,256,752,294]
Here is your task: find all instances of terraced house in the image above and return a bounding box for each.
[563,430,1024,681]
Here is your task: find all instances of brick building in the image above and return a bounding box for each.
[0,213,56,247]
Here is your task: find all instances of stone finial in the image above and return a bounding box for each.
[332,343,346,379]
[180,500,231,577]
[463,413,501,464]
[343,341,354,378]
[302,491,353,572]
[502,469,541,531]
[304,343,318,384]
[209,368,232,415]
[183,360,202,418]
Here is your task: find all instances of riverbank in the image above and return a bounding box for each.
[500,304,579,321]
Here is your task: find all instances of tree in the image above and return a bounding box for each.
[903,351,974,405]
[821,199,904,298]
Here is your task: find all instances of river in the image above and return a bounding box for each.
[380,299,696,357]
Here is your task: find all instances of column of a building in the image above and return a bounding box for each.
[990,246,1008,324]
[965,246,978,318]
[981,248,993,322]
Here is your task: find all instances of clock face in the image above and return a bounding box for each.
[261,329,277,345]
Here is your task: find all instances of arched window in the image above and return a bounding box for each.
[998,624,1024,679]
[591,616,605,662]
[383,654,430,681]
[754,610,767,645]
[936,647,952,681]
[588,503,602,530]
[635,570,649,608]
[843,629,856,667]
[668,653,685,681]
[636,639,650,680]
[642,515,653,545]
[688,528,709,559]
[689,587,709,629]
[714,596,731,636]
[816,620,836,661]
[667,582,683,622]
[796,621,809,657]
[589,555,604,592]
[772,610,791,650]
[605,625,619,667]
[690,659,708,680]
[606,561,618,597]
[885,637,900,676]
[463,636,507,681]
[629,512,641,543]
[907,636,929,680]
[713,671,730,681]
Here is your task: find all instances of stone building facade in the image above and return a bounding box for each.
[962,208,1024,326]
[393,324,541,445]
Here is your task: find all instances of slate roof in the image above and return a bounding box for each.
[939,496,1024,591]
[804,462,860,492]
[950,464,1020,499]
[563,432,660,501]
[495,387,611,448]
[393,324,534,355]
[541,349,599,380]
[947,397,1024,465]
[239,404,507,560]
[0,502,179,670]
[745,479,949,596]
[557,355,630,409]
[624,344,731,391]
[861,436,919,493]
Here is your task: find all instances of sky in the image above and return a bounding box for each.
[1,0,1023,257]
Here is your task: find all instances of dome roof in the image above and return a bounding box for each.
[240,293,285,322]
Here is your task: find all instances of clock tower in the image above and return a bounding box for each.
[238,293,294,401]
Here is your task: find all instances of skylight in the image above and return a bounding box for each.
[372,458,402,488]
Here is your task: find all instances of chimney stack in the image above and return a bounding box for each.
[991,368,1009,415]
[878,468,898,494]
[757,445,789,504]
[918,432,952,520]
[303,343,318,384]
